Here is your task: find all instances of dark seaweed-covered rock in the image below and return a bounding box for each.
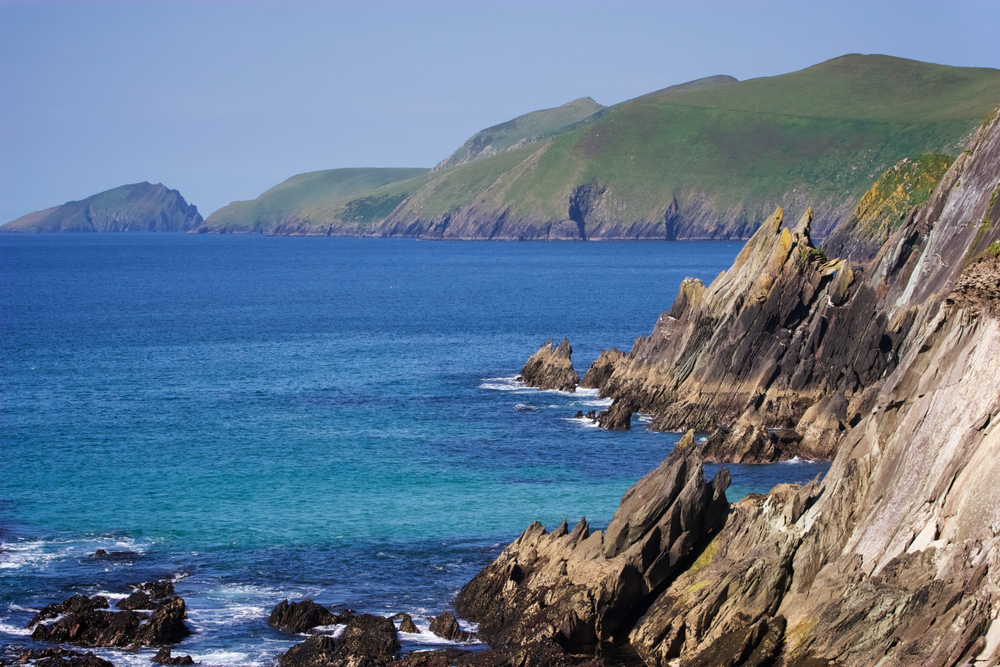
[427,612,474,642]
[26,595,109,629]
[278,614,400,667]
[135,597,191,647]
[151,648,196,665]
[519,339,579,392]
[268,599,336,634]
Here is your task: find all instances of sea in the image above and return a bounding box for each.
[0,234,829,665]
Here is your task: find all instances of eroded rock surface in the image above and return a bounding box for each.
[454,436,729,652]
[519,338,580,392]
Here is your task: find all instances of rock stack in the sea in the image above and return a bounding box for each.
[427,612,475,642]
[518,338,579,392]
[454,104,1000,666]
[26,581,191,649]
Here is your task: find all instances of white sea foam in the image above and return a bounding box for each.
[478,376,525,391]
[782,456,815,464]
[196,651,262,666]
[512,404,537,411]
[563,418,601,428]
[637,413,653,423]
[187,604,267,628]
[311,623,346,638]
[0,620,32,636]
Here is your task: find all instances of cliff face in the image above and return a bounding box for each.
[455,108,1000,666]
[1,183,202,233]
[580,114,998,463]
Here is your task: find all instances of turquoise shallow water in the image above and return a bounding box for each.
[0,235,828,665]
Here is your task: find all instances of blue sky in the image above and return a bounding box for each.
[2,0,998,222]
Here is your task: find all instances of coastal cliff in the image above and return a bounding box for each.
[455,108,1000,665]
[1,183,202,233]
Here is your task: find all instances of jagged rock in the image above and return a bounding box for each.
[116,591,155,610]
[454,440,729,655]
[427,612,474,642]
[574,410,584,418]
[26,595,109,629]
[585,410,596,420]
[595,399,634,430]
[519,338,579,392]
[15,649,114,667]
[135,597,191,646]
[579,348,625,390]
[151,648,196,665]
[385,648,477,667]
[390,613,418,634]
[268,599,337,634]
[278,614,400,667]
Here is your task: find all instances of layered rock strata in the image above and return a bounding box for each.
[518,339,580,392]
[455,107,1000,666]
[579,127,993,462]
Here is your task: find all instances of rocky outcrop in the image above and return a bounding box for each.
[27,586,191,649]
[518,339,579,392]
[1,183,202,233]
[268,599,337,634]
[454,434,729,653]
[278,615,400,667]
[459,105,1000,666]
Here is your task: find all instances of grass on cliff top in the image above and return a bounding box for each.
[387,55,1000,232]
[2,182,190,231]
[203,168,429,231]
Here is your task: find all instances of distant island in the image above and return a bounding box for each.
[1,182,201,233]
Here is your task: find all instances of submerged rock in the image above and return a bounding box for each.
[519,338,579,392]
[268,599,337,634]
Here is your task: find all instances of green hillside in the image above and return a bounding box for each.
[1,182,201,233]
[200,55,1000,240]
[202,168,429,233]
[434,97,605,171]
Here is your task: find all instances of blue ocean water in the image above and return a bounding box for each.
[0,235,828,665]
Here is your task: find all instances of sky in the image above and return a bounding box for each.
[1,1,999,223]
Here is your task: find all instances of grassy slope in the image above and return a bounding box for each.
[387,55,1000,238]
[434,97,605,171]
[202,168,429,232]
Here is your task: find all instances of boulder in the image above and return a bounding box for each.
[31,608,140,647]
[268,599,337,634]
[116,591,155,611]
[519,339,579,392]
[427,612,474,642]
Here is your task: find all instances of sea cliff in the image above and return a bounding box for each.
[452,107,1000,665]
